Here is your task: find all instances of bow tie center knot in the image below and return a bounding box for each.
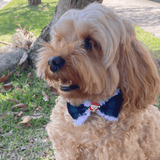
[89,102,100,113]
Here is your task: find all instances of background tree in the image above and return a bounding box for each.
[27,0,103,67]
[28,0,41,5]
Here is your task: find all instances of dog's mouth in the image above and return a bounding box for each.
[59,80,79,92]
[60,84,79,92]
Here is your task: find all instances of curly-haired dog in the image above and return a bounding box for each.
[37,2,160,160]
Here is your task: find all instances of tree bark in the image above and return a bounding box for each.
[28,0,41,5]
[27,0,103,67]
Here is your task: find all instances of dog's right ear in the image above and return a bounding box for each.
[118,19,160,112]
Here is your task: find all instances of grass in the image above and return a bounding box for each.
[135,26,160,58]
[0,0,58,46]
[0,66,57,159]
[0,0,160,159]
[0,0,58,159]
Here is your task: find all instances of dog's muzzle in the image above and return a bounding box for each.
[48,56,79,92]
[48,56,65,72]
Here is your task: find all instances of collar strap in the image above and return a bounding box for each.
[67,89,123,126]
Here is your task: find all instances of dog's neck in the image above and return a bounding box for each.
[66,88,123,126]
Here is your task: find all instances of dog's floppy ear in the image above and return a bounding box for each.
[118,19,160,111]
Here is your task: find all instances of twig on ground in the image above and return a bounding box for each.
[0,41,11,45]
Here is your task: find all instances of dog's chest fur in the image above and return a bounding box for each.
[46,96,160,160]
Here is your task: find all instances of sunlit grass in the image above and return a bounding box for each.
[0,0,58,46]
[0,66,57,159]
[135,26,160,58]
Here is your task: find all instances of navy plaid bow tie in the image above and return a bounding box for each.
[67,89,123,126]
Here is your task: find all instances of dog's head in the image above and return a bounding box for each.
[37,2,160,110]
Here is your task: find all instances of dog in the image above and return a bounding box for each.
[37,2,160,160]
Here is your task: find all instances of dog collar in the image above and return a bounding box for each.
[67,88,123,126]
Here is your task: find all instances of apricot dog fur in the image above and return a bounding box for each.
[37,2,160,160]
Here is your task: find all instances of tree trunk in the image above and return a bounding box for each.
[27,0,103,67]
[28,0,41,5]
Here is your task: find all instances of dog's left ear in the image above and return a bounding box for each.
[118,19,160,111]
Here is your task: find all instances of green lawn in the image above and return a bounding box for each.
[0,0,58,159]
[0,0,58,46]
[0,0,160,159]
[135,26,160,58]
[0,67,58,159]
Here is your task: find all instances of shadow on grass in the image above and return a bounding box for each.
[149,0,160,3]
[152,50,160,70]
[152,49,160,58]
[0,2,57,38]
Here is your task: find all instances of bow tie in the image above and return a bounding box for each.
[67,89,123,126]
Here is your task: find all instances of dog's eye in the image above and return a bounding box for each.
[94,41,100,48]
[83,37,92,50]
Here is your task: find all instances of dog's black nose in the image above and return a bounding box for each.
[48,56,65,72]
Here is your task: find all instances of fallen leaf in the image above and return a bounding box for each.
[25,123,34,128]
[43,149,49,157]
[47,104,51,108]
[14,71,22,77]
[28,82,33,85]
[36,106,42,112]
[0,72,12,83]
[32,107,35,111]
[0,128,3,134]
[28,72,33,79]
[20,146,26,151]
[0,89,5,93]
[42,125,47,129]
[11,112,18,116]
[32,94,38,99]
[0,114,7,120]
[16,103,27,108]
[42,91,49,101]
[22,90,25,95]
[17,111,23,117]
[12,103,27,110]
[5,111,12,116]
[19,116,30,124]
[1,82,13,91]
[30,113,43,119]
[15,87,21,91]
[3,82,13,87]
[8,99,20,103]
